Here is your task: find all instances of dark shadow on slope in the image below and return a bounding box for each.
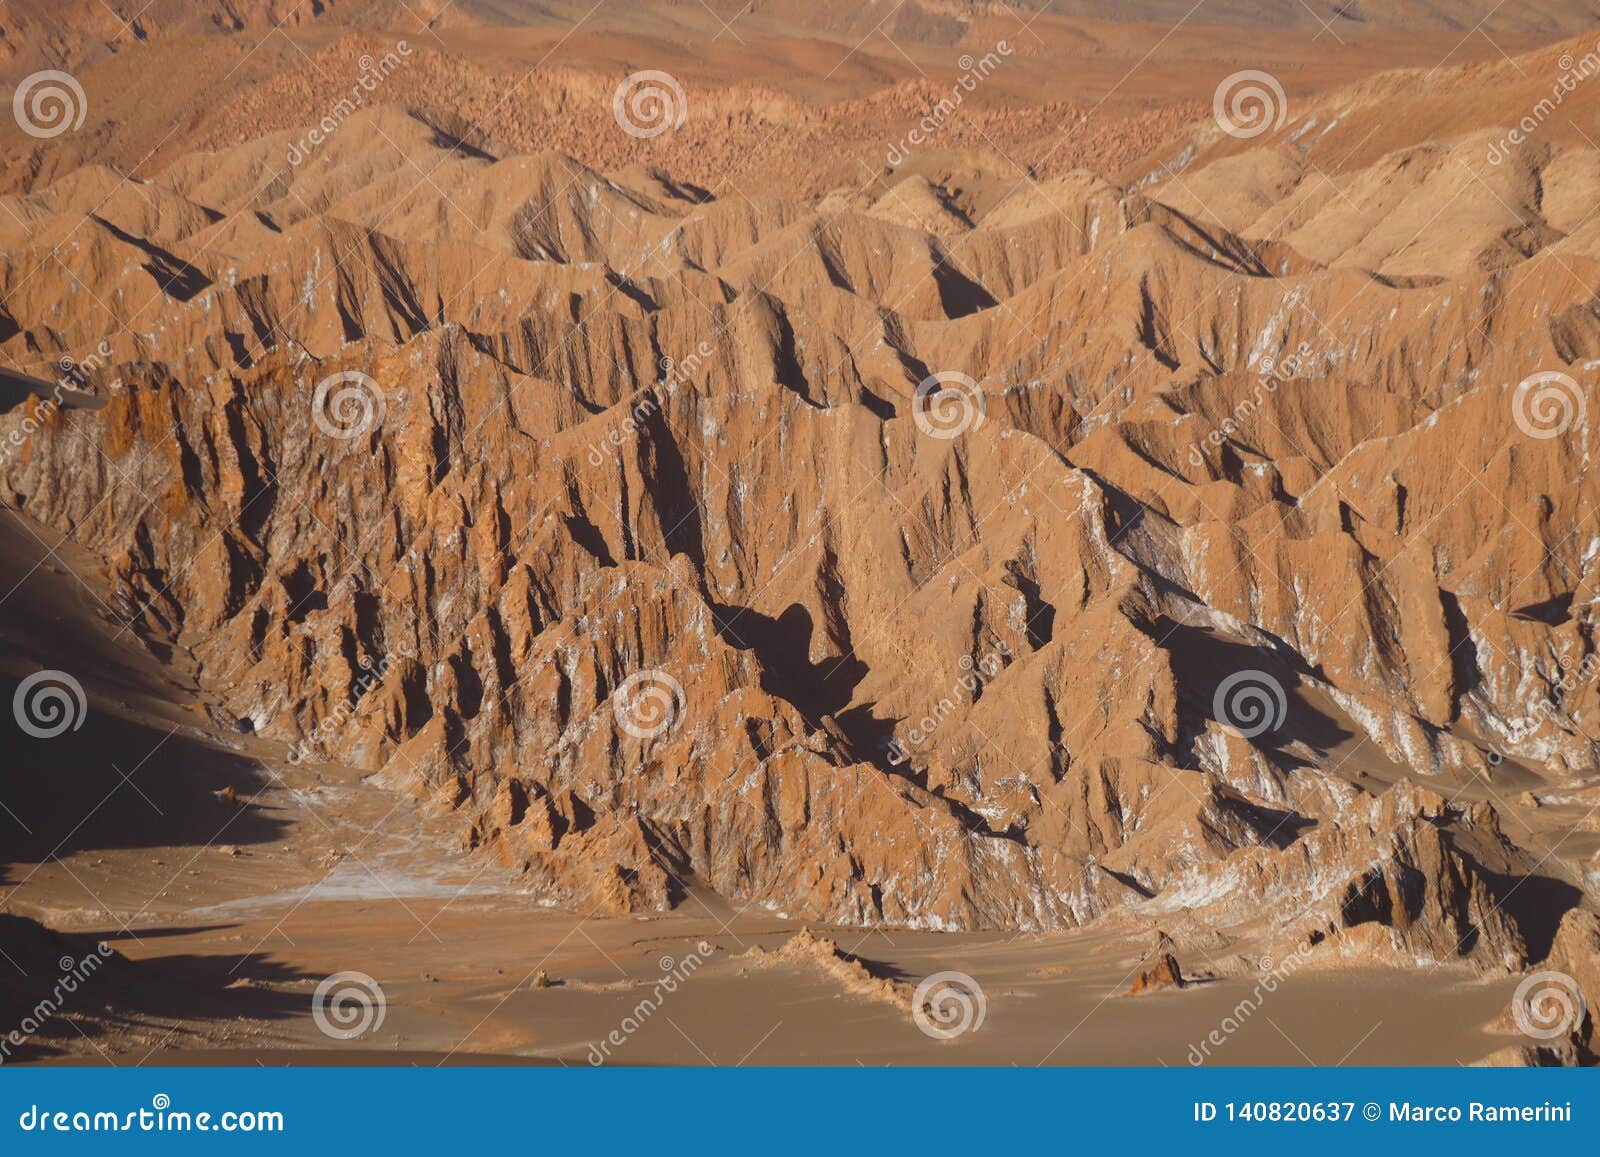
[1448,845,1585,964]
[0,913,309,1065]
[1160,619,1354,759]
[91,214,211,302]
[930,263,998,318]
[0,507,288,862]
[1512,593,1573,627]
[0,677,288,862]
[710,601,866,724]
[708,601,925,780]
[1221,793,1317,850]
[636,408,705,570]
[0,367,106,413]
[1439,588,1482,708]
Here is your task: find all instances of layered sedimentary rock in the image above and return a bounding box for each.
[1,32,1596,986]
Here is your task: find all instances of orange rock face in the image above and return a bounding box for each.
[1,16,1596,985]
[1126,955,1185,996]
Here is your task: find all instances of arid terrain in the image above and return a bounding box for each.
[1,0,1598,1067]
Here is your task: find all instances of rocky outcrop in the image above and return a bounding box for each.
[1124,931,1187,995]
[1487,908,1600,1063]
[1,31,1595,969]
[740,928,911,1009]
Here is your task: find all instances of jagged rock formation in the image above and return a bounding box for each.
[739,928,911,1008]
[1,28,1597,989]
[1124,931,1186,995]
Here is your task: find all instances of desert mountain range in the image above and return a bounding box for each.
[1,1,1597,1064]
